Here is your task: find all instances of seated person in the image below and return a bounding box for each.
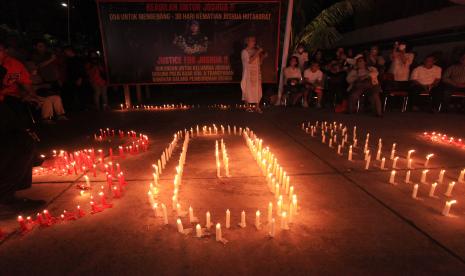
[409,55,441,111]
[441,53,465,112]
[292,44,309,72]
[302,62,324,108]
[0,43,44,208]
[26,61,67,123]
[325,60,348,111]
[346,56,383,117]
[283,56,302,103]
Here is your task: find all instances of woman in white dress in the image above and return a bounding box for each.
[241,36,266,113]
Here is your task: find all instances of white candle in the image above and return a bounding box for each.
[376,149,381,161]
[364,150,370,161]
[424,154,434,167]
[442,200,457,216]
[147,191,155,206]
[172,195,177,211]
[329,139,333,148]
[269,218,276,238]
[380,157,386,170]
[389,170,396,184]
[292,195,298,214]
[176,218,184,233]
[407,158,413,169]
[280,211,289,230]
[337,145,342,155]
[348,146,353,161]
[206,211,212,229]
[438,169,445,184]
[215,223,222,241]
[412,184,419,199]
[445,181,456,197]
[255,210,261,229]
[420,169,429,184]
[353,139,358,148]
[458,169,465,183]
[390,143,396,160]
[267,202,273,223]
[162,203,168,225]
[322,134,326,144]
[196,224,202,238]
[365,155,371,170]
[429,182,437,197]
[189,206,194,223]
[392,157,398,169]
[240,210,246,228]
[405,170,411,183]
[407,149,415,161]
[226,209,231,229]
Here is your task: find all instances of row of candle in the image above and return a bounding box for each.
[422,131,464,150]
[119,104,252,111]
[302,121,436,171]
[243,129,298,233]
[94,129,149,159]
[148,125,297,242]
[302,121,464,218]
[215,139,230,178]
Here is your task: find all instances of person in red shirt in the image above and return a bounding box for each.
[0,43,34,100]
[86,52,108,110]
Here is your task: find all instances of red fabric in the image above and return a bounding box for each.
[87,64,106,86]
[1,56,31,98]
[335,100,348,113]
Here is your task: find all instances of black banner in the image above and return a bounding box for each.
[97,0,281,85]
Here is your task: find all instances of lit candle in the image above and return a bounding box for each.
[152,203,158,217]
[337,145,342,155]
[392,157,399,169]
[407,149,415,160]
[389,170,396,184]
[364,150,370,161]
[420,169,429,184]
[376,149,381,161]
[84,175,90,188]
[269,218,276,238]
[226,209,231,229]
[407,158,413,169]
[434,170,444,186]
[429,182,437,197]
[255,210,261,229]
[424,154,434,167]
[390,143,396,160]
[189,206,195,223]
[442,200,457,216]
[215,223,222,241]
[380,157,386,170]
[361,153,370,170]
[162,203,168,225]
[292,195,298,214]
[196,224,202,238]
[405,170,411,183]
[239,210,246,228]
[445,181,456,197]
[280,211,289,230]
[458,169,465,183]
[412,184,419,199]
[348,146,353,161]
[329,139,333,148]
[206,211,212,229]
[176,218,184,233]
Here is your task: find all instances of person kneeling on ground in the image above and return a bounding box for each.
[301,62,324,108]
[440,53,465,112]
[0,63,44,208]
[409,55,441,111]
[347,56,383,117]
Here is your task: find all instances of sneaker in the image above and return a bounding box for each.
[57,115,69,121]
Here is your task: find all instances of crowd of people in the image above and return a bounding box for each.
[0,39,108,124]
[282,42,465,116]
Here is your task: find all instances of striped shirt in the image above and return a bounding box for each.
[443,64,465,86]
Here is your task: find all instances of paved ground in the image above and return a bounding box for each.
[1,107,465,275]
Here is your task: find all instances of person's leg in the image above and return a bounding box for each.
[41,97,54,120]
[93,84,101,110]
[101,85,109,109]
[49,95,66,116]
[409,83,424,110]
[368,85,383,116]
[314,86,323,108]
[347,84,364,113]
